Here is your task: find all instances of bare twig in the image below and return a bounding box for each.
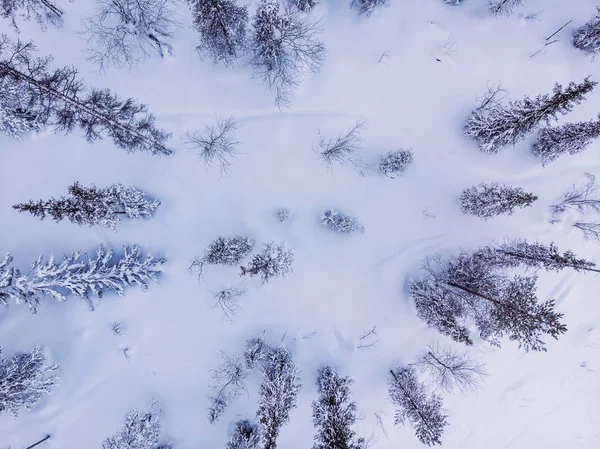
[25,435,51,449]
[357,325,379,350]
[210,285,245,321]
[545,19,573,41]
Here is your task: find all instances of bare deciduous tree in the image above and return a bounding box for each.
[207,353,248,424]
[317,122,365,174]
[210,284,245,321]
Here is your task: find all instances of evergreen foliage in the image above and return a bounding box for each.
[240,242,295,283]
[460,183,537,219]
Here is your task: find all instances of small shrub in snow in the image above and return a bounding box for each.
[350,0,389,17]
[379,149,414,178]
[226,420,261,449]
[191,236,255,278]
[388,366,447,446]
[13,182,160,230]
[0,245,164,313]
[488,0,522,17]
[321,210,364,234]
[464,78,596,153]
[276,207,291,223]
[240,242,295,283]
[184,116,241,176]
[574,8,600,58]
[460,183,537,219]
[188,0,249,65]
[312,366,364,449]
[531,116,600,166]
[112,322,125,336]
[0,346,59,416]
[317,122,365,174]
[103,400,169,449]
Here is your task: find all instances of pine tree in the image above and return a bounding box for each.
[531,117,600,166]
[240,242,294,284]
[226,420,261,449]
[0,36,172,155]
[460,182,537,219]
[256,347,301,449]
[388,366,447,446]
[0,346,59,417]
[188,0,249,65]
[13,182,160,230]
[250,0,324,107]
[103,400,170,449]
[409,251,567,352]
[476,239,600,273]
[574,8,600,58]
[1,0,64,30]
[0,245,165,313]
[311,366,364,449]
[350,0,389,17]
[464,78,596,153]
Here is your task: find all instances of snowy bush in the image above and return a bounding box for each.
[573,8,600,58]
[531,117,600,166]
[191,236,255,278]
[464,78,596,153]
[243,336,269,370]
[103,400,170,449]
[13,182,160,230]
[276,207,291,223]
[184,116,240,176]
[188,0,249,64]
[460,183,537,219]
[379,149,414,178]
[0,346,59,416]
[350,0,389,17]
[81,0,178,70]
[0,245,165,313]
[226,420,260,449]
[388,366,447,446]
[321,210,364,234]
[240,242,295,283]
[250,0,325,106]
[488,0,522,17]
[317,122,365,175]
[291,0,319,12]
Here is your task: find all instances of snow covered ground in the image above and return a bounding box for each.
[1,0,600,448]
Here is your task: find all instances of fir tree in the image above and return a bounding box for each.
[0,245,165,313]
[256,346,301,449]
[312,366,364,449]
[409,251,567,352]
[13,182,160,230]
[1,0,64,30]
[226,420,261,449]
[250,0,324,107]
[0,346,59,417]
[187,0,249,65]
[460,182,537,219]
[464,78,596,153]
[388,366,447,446]
[574,8,600,58]
[191,236,255,278]
[240,242,294,284]
[0,36,172,155]
[350,0,389,17]
[103,400,170,449]
[531,116,600,166]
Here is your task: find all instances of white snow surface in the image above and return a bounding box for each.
[2,0,600,448]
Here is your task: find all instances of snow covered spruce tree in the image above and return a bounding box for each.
[0,346,59,417]
[488,0,522,17]
[312,366,364,449]
[250,0,325,107]
[464,78,596,153]
[408,250,567,351]
[1,0,65,30]
[574,8,600,58]
[531,116,600,166]
[413,343,486,393]
[240,242,294,283]
[0,76,41,138]
[103,400,170,449]
[13,182,160,230]
[0,245,164,313]
[226,420,261,449]
[187,0,249,64]
[350,0,389,17]
[321,210,364,234]
[291,0,319,12]
[256,346,301,449]
[460,182,537,219]
[191,235,255,278]
[0,36,172,155]
[379,149,414,178]
[82,0,178,70]
[388,366,447,446]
